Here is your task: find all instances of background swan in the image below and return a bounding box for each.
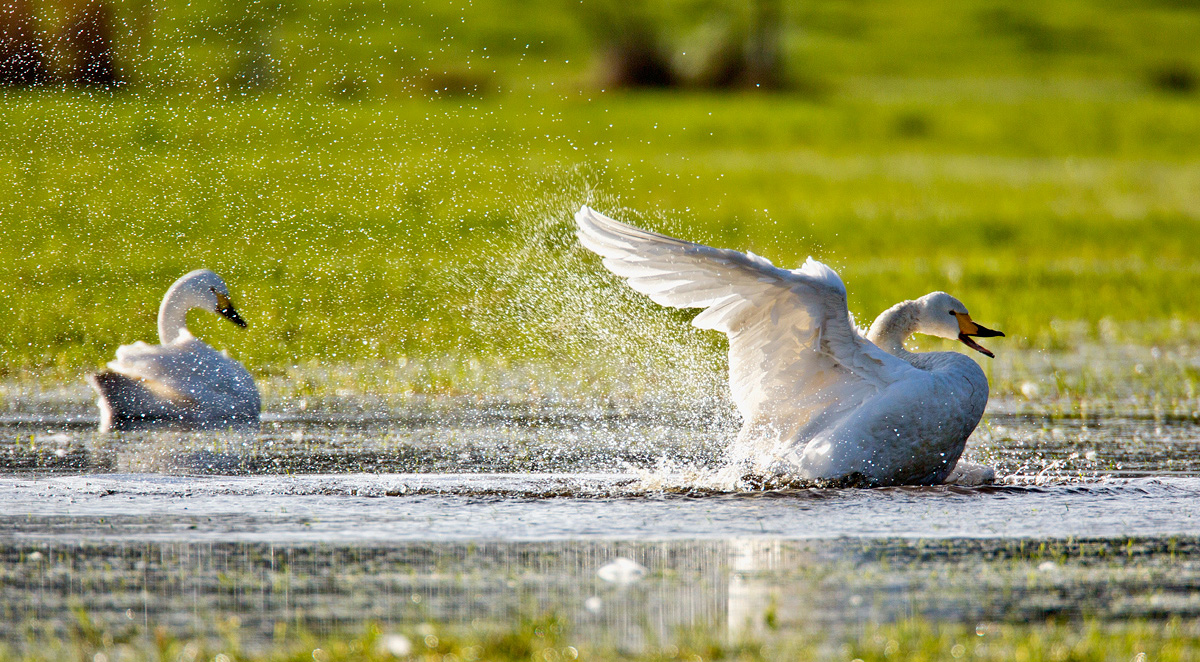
[576,206,1003,487]
[88,269,261,432]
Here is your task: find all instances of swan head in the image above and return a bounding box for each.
[174,269,247,327]
[192,270,247,328]
[916,292,1004,358]
[159,270,248,344]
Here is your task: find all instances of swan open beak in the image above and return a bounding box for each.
[215,294,249,328]
[954,312,1003,358]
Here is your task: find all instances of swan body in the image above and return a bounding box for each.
[575,206,1003,487]
[88,269,261,432]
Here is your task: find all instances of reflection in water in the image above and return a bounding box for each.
[5,537,1200,651]
[0,540,729,650]
[728,539,784,638]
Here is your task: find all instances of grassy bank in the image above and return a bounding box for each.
[3,0,1200,401]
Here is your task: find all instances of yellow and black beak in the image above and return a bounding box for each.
[215,293,248,328]
[954,312,1003,358]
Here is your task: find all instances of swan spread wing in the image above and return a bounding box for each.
[576,206,916,442]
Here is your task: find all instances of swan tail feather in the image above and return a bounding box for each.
[87,371,191,432]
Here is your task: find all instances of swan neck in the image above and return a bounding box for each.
[867,300,920,357]
[158,281,198,344]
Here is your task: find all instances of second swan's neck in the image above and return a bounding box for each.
[866,300,921,359]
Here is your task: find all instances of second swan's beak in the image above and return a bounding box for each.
[215,293,249,328]
[954,312,1003,358]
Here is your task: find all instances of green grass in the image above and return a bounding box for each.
[4,0,1200,403]
[6,613,1200,662]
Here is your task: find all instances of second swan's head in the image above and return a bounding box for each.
[170,269,248,328]
[916,292,1004,358]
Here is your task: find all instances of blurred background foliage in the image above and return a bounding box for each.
[2,0,1197,95]
[1,0,1199,398]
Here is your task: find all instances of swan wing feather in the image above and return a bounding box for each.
[576,206,916,438]
[110,336,259,413]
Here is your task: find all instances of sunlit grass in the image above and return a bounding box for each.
[2,79,1199,405]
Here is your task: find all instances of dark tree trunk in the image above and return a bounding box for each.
[0,0,49,86]
[66,0,119,87]
[698,0,785,90]
[606,31,676,89]
[744,0,784,89]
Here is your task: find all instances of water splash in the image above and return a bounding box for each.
[455,171,738,428]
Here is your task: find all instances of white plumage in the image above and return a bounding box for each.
[576,206,1003,487]
[88,269,260,432]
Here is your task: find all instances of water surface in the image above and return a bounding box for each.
[3,404,1200,649]
[3,407,1200,542]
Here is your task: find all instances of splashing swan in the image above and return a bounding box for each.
[88,269,261,432]
[576,207,1004,487]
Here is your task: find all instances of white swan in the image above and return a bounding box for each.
[87,269,261,432]
[575,206,1004,487]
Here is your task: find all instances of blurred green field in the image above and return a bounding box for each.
[51,0,1200,95]
[2,0,1200,402]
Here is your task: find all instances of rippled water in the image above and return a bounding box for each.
[3,399,1200,648]
[5,404,1200,540]
[4,473,1200,542]
[4,537,1199,648]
